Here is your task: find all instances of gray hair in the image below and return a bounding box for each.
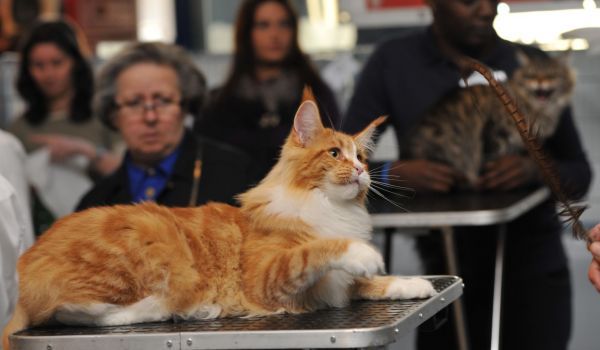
[94,42,206,130]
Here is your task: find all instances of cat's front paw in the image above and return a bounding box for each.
[384,277,436,299]
[332,241,385,278]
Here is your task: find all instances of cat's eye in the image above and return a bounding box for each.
[328,147,341,159]
[357,154,364,162]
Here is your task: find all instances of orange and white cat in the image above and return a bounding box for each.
[2,91,435,349]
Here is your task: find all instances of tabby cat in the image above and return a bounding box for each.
[404,50,574,188]
[2,91,435,349]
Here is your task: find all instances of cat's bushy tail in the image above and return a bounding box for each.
[2,302,28,350]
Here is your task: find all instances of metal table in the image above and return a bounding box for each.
[10,276,462,350]
[369,186,550,350]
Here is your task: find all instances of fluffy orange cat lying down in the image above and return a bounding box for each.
[2,91,435,349]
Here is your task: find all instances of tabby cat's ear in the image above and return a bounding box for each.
[354,116,387,153]
[293,99,324,147]
[556,49,572,65]
[515,49,530,66]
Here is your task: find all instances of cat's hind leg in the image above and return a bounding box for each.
[54,295,171,326]
[353,276,436,300]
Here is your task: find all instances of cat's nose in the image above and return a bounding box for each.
[355,166,364,175]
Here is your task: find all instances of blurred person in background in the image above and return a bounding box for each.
[0,130,34,346]
[9,19,120,178]
[0,0,19,52]
[0,129,33,236]
[0,174,33,349]
[77,42,254,211]
[196,0,340,183]
[7,19,121,234]
[343,0,591,349]
[0,0,61,53]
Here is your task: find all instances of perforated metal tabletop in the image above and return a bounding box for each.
[10,276,462,350]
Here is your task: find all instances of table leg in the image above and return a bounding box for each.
[490,224,506,350]
[383,227,394,271]
[441,226,469,350]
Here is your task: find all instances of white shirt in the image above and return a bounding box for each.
[0,131,33,247]
[0,175,32,340]
[0,131,34,344]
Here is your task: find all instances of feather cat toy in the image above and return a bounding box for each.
[2,89,436,350]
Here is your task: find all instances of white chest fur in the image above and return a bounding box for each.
[264,186,372,240]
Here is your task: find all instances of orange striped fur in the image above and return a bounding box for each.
[2,88,435,349]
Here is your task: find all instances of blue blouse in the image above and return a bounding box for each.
[125,146,181,203]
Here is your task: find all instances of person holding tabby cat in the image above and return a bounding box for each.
[343,0,592,349]
[195,0,340,182]
[76,42,254,210]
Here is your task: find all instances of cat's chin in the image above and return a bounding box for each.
[323,181,366,202]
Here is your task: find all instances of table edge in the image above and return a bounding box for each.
[371,187,550,228]
[10,277,463,349]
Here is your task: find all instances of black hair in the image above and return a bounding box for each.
[217,0,327,103]
[16,19,94,125]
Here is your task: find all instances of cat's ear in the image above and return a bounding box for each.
[354,116,387,153]
[555,49,572,65]
[302,85,316,103]
[515,49,530,66]
[293,98,324,147]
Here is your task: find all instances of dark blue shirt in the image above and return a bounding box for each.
[126,145,181,203]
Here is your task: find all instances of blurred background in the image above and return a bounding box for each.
[0,0,598,348]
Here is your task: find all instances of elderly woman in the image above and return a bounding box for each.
[76,42,254,210]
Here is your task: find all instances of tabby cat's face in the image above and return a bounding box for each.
[512,53,574,109]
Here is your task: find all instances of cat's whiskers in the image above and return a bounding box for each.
[369,182,411,198]
[367,162,388,173]
[368,173,409,181]
[369,174,414,192]
[368,168,412,181]
[367,169,400,176]
[367,186,409,211]
[367,163,413,180]
[369,179,415,193]
[380,162,411,173]
[370,178,411,186]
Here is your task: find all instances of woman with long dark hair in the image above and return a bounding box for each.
[8,19,120,178]
[196,0,340,182]
[7,19,121,233]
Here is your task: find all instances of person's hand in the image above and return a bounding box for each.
[588,224,600,293]
[29,133,96,163]
[478,154,539,191]
[29,133,121,175]
[389,159,457,193]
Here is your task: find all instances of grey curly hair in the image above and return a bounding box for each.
[94,42,207,130]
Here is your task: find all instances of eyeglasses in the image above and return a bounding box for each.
[115,96,181,116]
